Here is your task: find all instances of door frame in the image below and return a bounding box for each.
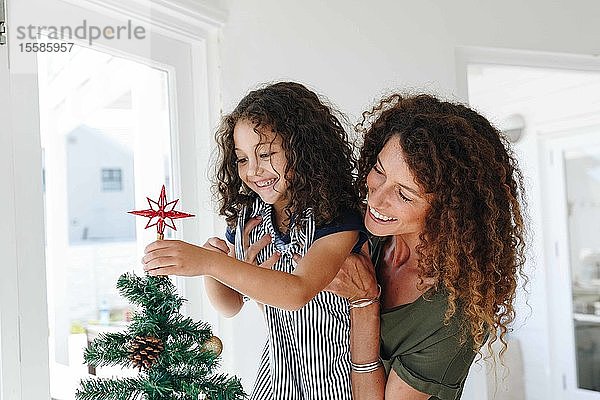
[456,47,600,400]
[541,128,600,400]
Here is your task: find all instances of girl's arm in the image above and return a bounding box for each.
[142,230,359,311]
[325,251,430,400]
[202,217,280,317]
[201,237,245,318]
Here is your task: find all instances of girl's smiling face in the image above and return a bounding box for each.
[233,119,289,213]
[365,136,431,239]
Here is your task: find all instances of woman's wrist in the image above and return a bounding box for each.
[348,284,381,310]
[350,357,384,373]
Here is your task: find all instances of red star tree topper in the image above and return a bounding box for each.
[129,185,194,239]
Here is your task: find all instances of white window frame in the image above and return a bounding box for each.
[0,0,227,398]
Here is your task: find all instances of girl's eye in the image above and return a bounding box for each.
[373,164,384,174]
[259,152,274,159]
[235,157,247,165]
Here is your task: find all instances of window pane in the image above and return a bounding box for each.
[38,43,173,399]
[101,168,123,192]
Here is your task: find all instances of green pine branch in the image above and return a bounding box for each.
[159,343,218,372]
[76,377,145,400]
[170,373,245,400]
[117,273,184,315]
[127,312,167,339]
[166,314,213,341]
[126,312,212,345]
[199,374,246,400]
[83,332,132,368]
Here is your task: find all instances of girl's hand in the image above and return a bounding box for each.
[143,240,208,277]
[203,237,231,255]
[241,216,281,269]
[325,244,379,301]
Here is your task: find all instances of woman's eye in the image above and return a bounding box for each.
[259,152,273,159]
[235,158,247,165]
[398,190,413,203]
[373,164,384,174]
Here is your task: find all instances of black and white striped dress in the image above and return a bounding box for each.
[227,197,365,400]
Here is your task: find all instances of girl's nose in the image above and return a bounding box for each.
[247,160,264,177]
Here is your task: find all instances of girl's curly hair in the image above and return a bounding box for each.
[357,93,528,356]
[214,82,360,229]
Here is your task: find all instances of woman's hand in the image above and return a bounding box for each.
[325,244,379,301]
[143,240,209,277]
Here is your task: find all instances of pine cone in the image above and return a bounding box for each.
[129,335,164,371]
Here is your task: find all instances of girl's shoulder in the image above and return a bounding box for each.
[313,208,369,253]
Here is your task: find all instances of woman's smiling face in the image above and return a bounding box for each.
[364,136,430,238]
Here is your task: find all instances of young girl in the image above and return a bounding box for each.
[143,82,367,399]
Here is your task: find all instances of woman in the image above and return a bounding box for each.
[325,93,527,399]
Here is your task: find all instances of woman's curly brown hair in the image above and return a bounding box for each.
[214,81,361,229]
[357,93,528,356]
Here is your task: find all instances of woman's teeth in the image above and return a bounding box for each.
[256,178,276,188]
[370,207,397,222]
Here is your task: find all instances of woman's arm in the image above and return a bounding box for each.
[349,305,430,400]
[142,230,359,311]
[326,250,431,400]
[350,302,386,399]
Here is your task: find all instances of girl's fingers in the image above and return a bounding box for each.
[142,249,178,264]
[144,239,179,254]
[259,251,280,269]
[143,257,176,272]
[205,237,229,254]
[242,216,263,249]
[246,234,272,263]
[146,266,174,276]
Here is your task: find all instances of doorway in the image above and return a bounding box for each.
[467,63,600,400]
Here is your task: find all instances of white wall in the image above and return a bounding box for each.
[220,0,600,118]
[214,0,600,397]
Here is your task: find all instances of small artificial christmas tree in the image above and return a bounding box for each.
[76,186,246,400]
[77,273,245,400]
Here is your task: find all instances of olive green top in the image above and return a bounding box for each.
[372,237,477,400]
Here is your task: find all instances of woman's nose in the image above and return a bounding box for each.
[368,183,389,209]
